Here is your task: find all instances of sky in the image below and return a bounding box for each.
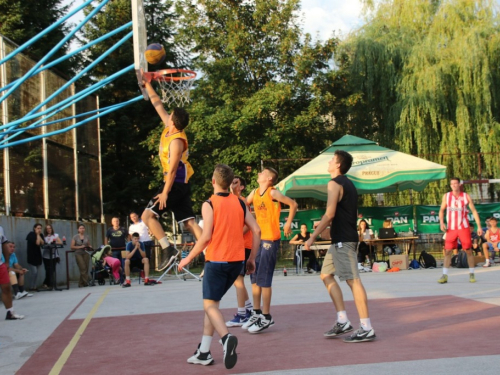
[299,0,364,40]
[62,0,365,42]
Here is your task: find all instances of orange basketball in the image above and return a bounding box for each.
[145,43,166,65]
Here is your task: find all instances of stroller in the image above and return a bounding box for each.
[90,245,120,286]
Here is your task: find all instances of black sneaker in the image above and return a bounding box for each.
[6,311,24,320]
[122,283,131,288]
[324,321,353,337]
[220,334,238,369]
[187,344,214,366]
[143,280,153,286]
[343,327,376,343]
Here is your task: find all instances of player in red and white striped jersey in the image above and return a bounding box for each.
[438,178,483,284]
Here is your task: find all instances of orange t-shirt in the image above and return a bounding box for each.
[205,193,246,262]
[253,187,281,241]
[240,197,253,249]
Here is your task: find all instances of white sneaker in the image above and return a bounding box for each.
[483,261,491,268]
[26,293,34,297]
[248,314,274,334]
[187,344,214,366]
[241,310,260,330]
[14,292,28,300]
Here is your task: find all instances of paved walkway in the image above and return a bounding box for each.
[1,266,499,374]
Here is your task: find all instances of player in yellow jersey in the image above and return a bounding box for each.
[242,167,297,333]
[141,81,202,255]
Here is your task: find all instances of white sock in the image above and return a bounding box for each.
[245,299,253,310]
[159,236,170,249]
[126,276,131,281]
[360,318,372,331]
[200,335,212,353]
[443,268,448,275]
[485,258,490,264]
[7,307,13,313]
[237,307,246,316]
[337,310,348,324]
[469,268,474,274]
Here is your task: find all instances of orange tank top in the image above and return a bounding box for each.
[253,187,281,241]
[205,193,246,262]
[240,197,253,249]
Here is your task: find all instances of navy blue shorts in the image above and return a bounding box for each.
[203,261,243,301]
[250,240,280,288]
[239,248,252,277]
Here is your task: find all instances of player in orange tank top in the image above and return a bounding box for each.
[178,164,260,369]
[141,80,202,260]
[225,176,255,327]
[438,177,482,284]
[244,167,297,333]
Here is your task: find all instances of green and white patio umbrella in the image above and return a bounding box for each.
[276,135,447,200]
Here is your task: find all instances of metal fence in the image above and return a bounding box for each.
[0,35,103,221]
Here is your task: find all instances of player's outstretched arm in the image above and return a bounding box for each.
[270,189,298,237]
[178,202,213,271]
[143,80,170,125]
[305,180,340,250]
[246,189,255,205]
[438,194,447,232]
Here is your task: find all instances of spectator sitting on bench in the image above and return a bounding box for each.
[482,217,499,268]
[123,232,152,287]
[290,224,319,273]
[7,242,33,300]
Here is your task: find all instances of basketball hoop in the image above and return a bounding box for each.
[142,68,196,107]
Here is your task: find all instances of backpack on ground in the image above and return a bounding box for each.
[454,250,469,268]
[418,251,437,268]
[409,259,420,269]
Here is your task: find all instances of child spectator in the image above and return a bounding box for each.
[102,245,122,283]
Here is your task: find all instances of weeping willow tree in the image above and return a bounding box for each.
[340,0,500,205]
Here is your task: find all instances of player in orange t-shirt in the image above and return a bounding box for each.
[225,176,255,327]
[243,167,298,333]
[178,164,260,370]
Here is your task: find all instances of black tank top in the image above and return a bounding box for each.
[296,232,310,241]
[330,175,359,243]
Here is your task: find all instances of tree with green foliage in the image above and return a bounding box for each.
[335,0,500,204]
[158,0,340,210]
[0,0,74,75]
[80,0,183,218]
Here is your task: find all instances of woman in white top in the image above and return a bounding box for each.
[43,225,62,288]
[358,219,374,263]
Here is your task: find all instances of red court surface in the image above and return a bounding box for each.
[18,295,500,374]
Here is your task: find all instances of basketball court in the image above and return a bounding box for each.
[1,2,500,373]
[2,267,499,374]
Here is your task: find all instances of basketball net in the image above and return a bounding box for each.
[143,69,196,108]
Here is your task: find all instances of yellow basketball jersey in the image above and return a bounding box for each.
[159,129,194,183]
[253,187,281,241]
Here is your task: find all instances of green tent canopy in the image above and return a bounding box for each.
[276,135,447,200]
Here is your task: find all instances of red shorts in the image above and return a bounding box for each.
[0,263,10,285]
[445,228,472,250]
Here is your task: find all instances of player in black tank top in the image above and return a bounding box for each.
[304,150,376,343]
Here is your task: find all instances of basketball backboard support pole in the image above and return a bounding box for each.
[132,0,148,100]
